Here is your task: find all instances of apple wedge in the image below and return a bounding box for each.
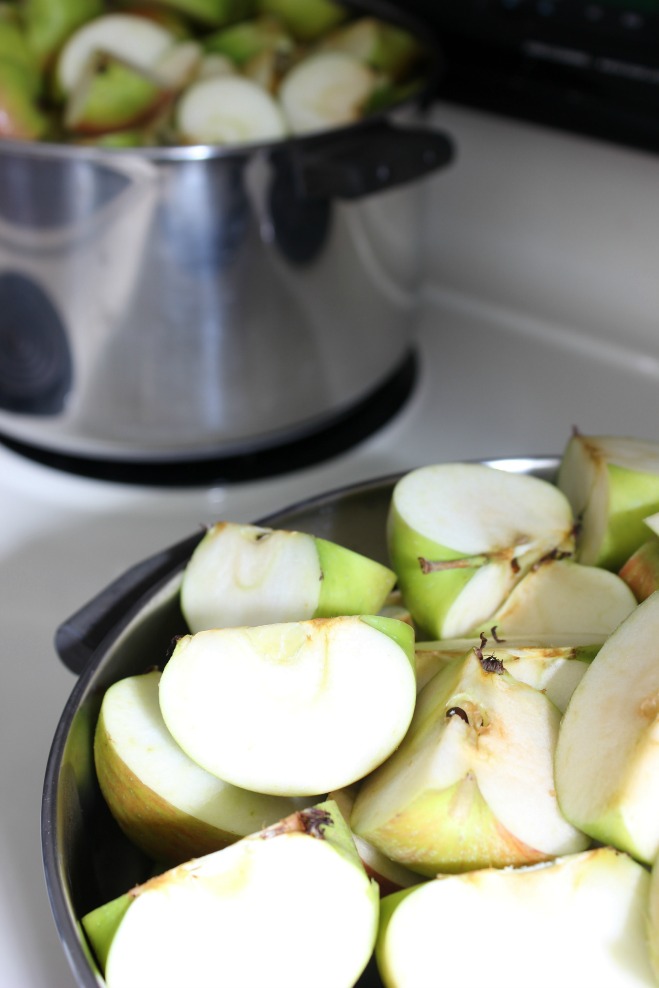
[330,785,422,898]
[472,557,636,638]
[180,521,397,633]
[159,615,416,796]
[259,0,348,41]
[619,538,659,602]
[555,590,659,865]
[82,801,379,988]
[350,644,588,878]
[278,50,377,135]
[319,16,426,80]
[94,670,316,865]
[557,431,659,570]
[415,633,602,710]
[175,73,286,144]
[203,15,294,66]
[387,462,576,640]
[376,848,654,988]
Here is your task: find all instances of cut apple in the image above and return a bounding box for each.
[415,633,602,711]
[376,848,654,988]
[351,645,588,877]
[330,785,422,898]
[175,73,286,144]
[94,670,316,865]
[64,51,168,134]
[278,50,377,135]
[555,590,659,865]
[619,538,659,602]
[159,615,416,796]
[557,431,659,570]
[203,15,294,66]
[387,462,576,639]
[56,13,176,96]
[319,16,426,81]
[83,801,379,988]
[259,0,348,41]
[472,557,636,638]
[180,521,397,633]
[0,60,49,139]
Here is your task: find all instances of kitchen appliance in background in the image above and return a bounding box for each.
[0,2,453,480]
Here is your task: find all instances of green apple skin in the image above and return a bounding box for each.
[82,801,379,988]
[320,16,426,80]
[619,539,659,602]
[558,432,659,571]
[258,0,348,40]
[351,649,588,877]
[156,0,255,27]
[376,848,655,988]
[203,14,292,64]
[555,591,659,865]
[24,0,103,69]
[0,60,50,139]
[65,54,167,135]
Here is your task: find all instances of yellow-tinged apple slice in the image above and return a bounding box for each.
[83,801,379,988]
[377,848,654,988]
[278,50,377,135]
[555,590,659,864]
[351,647,588,877]
[557,431,659,570]
[159,615,416,796]
[620,538,659,602]
[415,633,602,710]
[387,462,576,639]
[472,558,636,639]
[94,670,316,865]
[180,521,397,633]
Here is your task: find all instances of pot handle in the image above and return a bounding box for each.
[290,119,454,200]
[54,530,203,676]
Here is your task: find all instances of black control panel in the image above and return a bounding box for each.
[405,0,659,150]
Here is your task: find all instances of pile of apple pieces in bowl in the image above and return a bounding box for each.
[1,0,431,145]
[83,430,659,988]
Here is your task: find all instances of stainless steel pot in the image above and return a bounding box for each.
[42,456,558,987]
[0,5,452,466]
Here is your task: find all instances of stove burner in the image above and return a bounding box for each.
[0,351,417,486]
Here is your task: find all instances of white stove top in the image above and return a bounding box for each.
[3,103,659,987]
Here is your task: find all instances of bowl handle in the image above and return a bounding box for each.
[288,119,454,201]
[54,530,203,675]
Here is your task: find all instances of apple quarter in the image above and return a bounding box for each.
[159,615,416,796]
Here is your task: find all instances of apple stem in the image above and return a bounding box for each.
[473,634,504,675]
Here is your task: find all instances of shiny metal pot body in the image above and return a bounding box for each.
[0,101,451,463]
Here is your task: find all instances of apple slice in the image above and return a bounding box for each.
[203,15,294,66]
[376,848,654,988]
[56,13,176,96]
[351,644,588,878]
[415,633,602,711]
[63,51,169,135]
[319,16,426,81]
[180,521,397,633]
[329,785,422,898]
[387,463,576,640]
[472,558,636,638]
[94,670,316,865]
[555,590,659,865]
[619,538,659,602]
[159,615,416,796]
[557,431,659,570]
[175,73,287,144]
[83,801,379,988]
[278,50,377,135]
[149,0,255,29]
[259,0,348,41]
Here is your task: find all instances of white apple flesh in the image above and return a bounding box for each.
[180,521,396,633]
[278,49,377,135]
[175,73,287,144]
[555,590,659,865]
[351,646,588,877]
[387,462,576,639]
[376,848,655,988]
[159,615,416,796]
[473,557,636,638]
[557,431,659,570]
[94,670,316,864]
[84,802,379,988]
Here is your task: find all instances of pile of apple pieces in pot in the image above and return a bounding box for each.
[84,430,659,988]
[0,0,430,145]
